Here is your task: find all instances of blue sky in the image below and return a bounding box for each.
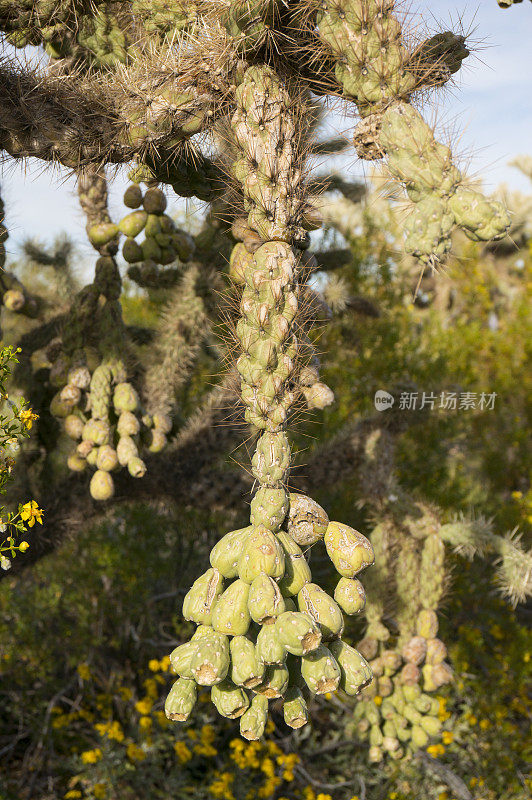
[2,1,532,258]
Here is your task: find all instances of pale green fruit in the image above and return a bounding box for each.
[240,694,268,740]
[230,636,265,688]
[165,677,197,721]
[334,577,366,614]
[324,521,374,578]
[211,579,252,636]
[210,526,252,579]
[211,678,249,719]
[283,686,308,729]
[275,611,321,656]
[89,470,114,501]
[300,645,341,695]
[298,583,344,640]
[287,493,328,546]
[182,568,224,625]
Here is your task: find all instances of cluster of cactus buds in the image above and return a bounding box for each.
[49,348,170,500]
[353,609,453,762]
[116,184,195,285]
[165,496,375,737]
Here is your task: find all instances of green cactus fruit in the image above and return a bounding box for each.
[324,521,375,578]
[123,184,143,209]
[420,716,442,736]
[329,640,372,696]
[88,222,119,247]
[210,526,252,579]
[369,723,383,747]
[399,663,420,685]
[382,650,402,674]
[410,724,429,748]
[211,678,249,719]
[230,636,266,688]
[50,392,74,418]
[153,413,172,433]
[59,385,81,406]
[275,611,321,656]
[251,431,291,485]
[284,597,297,612]
[127,456,147,478]
[122,237,143,263]
[300,645,341,695]
[113,382,139,413]
[117,411,140,437]
[256,622,286,665]
[67,453,87,472]
[96,445,118,472]
[276,531,312,596]
[248,573,286,624]
[211,579,252,636]
[283,686,309,729]
[64,415,84,440]
[116,435,138,466]
[229,242,253,285]
[238,525,285,583]
[402,684,422,703]
[68,366,91,390]
[377,677,393,697]
[298,583,344,640]
[448,187,510,241]
[357,637,379,661]
[182,568,224,625]
[147,429,167,453]
[368,745,383,763]
[414,693,432,714]
[287,493,329,546]
[189,631,230,686]
[173,230,196,262]
[254,663,289,699]
[425,638,447,665]
[401,636,427,665]
[145,214,162,238]
[416,609,439,639]
[165,677,197,721]
[89,469,114,501]
[249,487,289,532]
[3,289,25,312]
[119,210,148,237]
[334,577,366,614]
[142,187,167,214]
[142,237,162,263]
[169,641,197,679]
[86,447,99,467]
[240,694,268,740]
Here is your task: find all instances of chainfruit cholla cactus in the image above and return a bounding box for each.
[0,0,514,732]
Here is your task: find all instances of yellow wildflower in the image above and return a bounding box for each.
[209,771,235,800]
[143,678,158,698]
[93,784,107,799]
[259,775,281,798]
[126,742,146,762]
[148,659,160,672]
[174,741,192,764]
[154,710,169,728]
[426,744,445,758]
[20,501,44,527]
[135,698,152,715]
[159,655,171,671]
[374,696,382,706]
[81,748,102,764]
[265,718,275,734]
[442,731,454,745]
[302,788,316,800]
[77,663,91,681]
[19,408,38,430]
[479,718,491,730]
[187,729,198,741]
[118,686,133,701]
[64,792,82,799]
[18,540,29,552]
[316,794,334,800]
[139,716,152,731]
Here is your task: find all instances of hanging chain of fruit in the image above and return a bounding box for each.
[48,169,170,500]
[163,64,376,738]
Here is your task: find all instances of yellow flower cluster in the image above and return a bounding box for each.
[193,724,217,757]
[81,748,102,764]
[209,770,235,800]
[174,740,192,764]
[94,720,125,742]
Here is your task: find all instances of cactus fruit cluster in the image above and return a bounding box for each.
[353,613,452,762]
[165,499,375,737]
[117,183,196,284]
[49,349,171,500]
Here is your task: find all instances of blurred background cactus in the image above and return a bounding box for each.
[0,1,530,798]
